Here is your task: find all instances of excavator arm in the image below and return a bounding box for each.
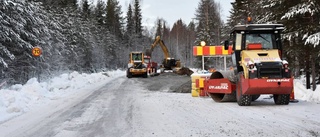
[146,36,186,73]
[148,36,170,59]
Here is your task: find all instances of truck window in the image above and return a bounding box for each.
[133,53,142,61]
[235,33,242,50]
[245,34,274,49]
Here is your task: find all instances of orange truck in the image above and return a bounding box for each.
[203,24,293,106]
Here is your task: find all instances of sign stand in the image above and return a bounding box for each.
[32,47,42,82]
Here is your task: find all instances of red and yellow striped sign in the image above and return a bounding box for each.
[193,46,233,56]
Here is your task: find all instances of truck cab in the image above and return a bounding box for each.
[127,52,148,78]
[144,55,158,75]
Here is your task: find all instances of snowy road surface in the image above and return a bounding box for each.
[1,74,320,137]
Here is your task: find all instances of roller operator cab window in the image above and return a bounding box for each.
[245,34,274,49]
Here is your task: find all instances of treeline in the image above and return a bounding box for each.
[0,0,149,85]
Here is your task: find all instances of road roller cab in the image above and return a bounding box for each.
[204,24,294,106]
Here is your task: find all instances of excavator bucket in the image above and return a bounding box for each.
[174,67,194,76]
[145,49,152,56]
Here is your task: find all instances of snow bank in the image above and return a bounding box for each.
[294,79,320,102]
[0,70,125,122]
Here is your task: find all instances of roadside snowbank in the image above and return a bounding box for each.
[294,79,320,102]
[0,70,125,122]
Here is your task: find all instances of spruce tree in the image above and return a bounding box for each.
[95,0,106,25]
[126,4,134,36]
[82,0,90,18]
[155,19,163,37]
[195,0,222,45]
[133,0,143,36]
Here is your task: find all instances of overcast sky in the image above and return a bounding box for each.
[120,0,234,28]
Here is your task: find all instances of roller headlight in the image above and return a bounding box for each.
[247,61,255,69]
[282,60,288,69]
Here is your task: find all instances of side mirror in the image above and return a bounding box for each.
[224,40,229,50]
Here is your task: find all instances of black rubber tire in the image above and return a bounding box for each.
[127,69,132,78]
[142,72,148,78]
[236,72,252,106]
[273,94,290,105]
[251,94,261,101]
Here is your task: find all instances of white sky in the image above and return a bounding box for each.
[120,0,234,28]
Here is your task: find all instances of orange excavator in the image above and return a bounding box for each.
[145,36,181,72]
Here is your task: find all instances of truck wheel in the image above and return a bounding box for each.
[127,69,132,78]
[143,72,148,78]
[251,94,261,101]
[236,72,252,106]
[273,94,290,105]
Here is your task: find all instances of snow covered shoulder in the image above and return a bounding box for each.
[0,70,125,123]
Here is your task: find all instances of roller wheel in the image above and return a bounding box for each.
[273,94,290,105]
[209,72,237,102]
[236,72,252,106]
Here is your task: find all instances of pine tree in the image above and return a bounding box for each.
[95,0,106,25]
[125,4,134,48]
[280,0,320,90]
[82,0,90,18]
[133,0,143,36]
[195,0,222,45]
[126,4,134,36]
[187,21,197,67]
[106,0,115,31]
[155,18,163,37]
[113,0,125,39]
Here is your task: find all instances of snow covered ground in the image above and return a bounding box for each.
[0,70,319,123]
[0,70,124,123]
[0,69,319,136]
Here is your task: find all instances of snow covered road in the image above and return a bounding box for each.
[1,73,320,137]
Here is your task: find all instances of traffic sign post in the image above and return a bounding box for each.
[32,47,42,82]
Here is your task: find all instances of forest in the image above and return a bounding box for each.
[0,0,319,90]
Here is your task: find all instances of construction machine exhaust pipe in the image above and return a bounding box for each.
[208,71,237,102]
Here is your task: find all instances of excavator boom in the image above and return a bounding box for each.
[145,36,181,71]
[147,36,170,59]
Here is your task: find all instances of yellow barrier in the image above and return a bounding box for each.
[191,89,199,97]
[191,73,211,97]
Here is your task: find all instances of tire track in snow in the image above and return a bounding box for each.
[18,77,128,137]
